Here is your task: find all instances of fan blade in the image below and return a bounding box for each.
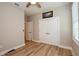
[36,2,41,8]
[26,2,31,7]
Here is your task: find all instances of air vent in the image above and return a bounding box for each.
[14,3,20,6]
[8,49,15,53]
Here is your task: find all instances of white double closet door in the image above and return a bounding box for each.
[39,17,60,45]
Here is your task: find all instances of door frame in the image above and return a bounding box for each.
[24,22,26,43]
[24,17,33,43]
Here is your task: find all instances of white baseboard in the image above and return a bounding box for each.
[32,39,40,43]
[40,40,59,46]
[0,44,25,56]
[58,45,72,50]
[33,39,72,50]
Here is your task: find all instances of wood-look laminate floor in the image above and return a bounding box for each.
[4,40,72,56]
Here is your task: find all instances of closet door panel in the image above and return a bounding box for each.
[47,17,60,44]
[39,19,48,41]
[39,17,60,45]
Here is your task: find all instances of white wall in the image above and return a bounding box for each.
[56,5,72,48]
[28,5,72,48]
[0,3,25,54]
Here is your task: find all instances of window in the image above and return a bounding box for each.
[72,2,79,41]
[73,20,78,41]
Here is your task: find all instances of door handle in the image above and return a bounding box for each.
[29,32,32,33]
[45,33,50,35]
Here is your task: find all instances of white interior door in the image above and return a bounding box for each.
[28,21,33,40]
[39,17,60,45]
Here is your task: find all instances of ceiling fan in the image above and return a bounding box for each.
[26,2,41,8]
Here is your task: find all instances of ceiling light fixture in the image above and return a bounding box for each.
[30,1,36,4]
[26,2,41,8]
